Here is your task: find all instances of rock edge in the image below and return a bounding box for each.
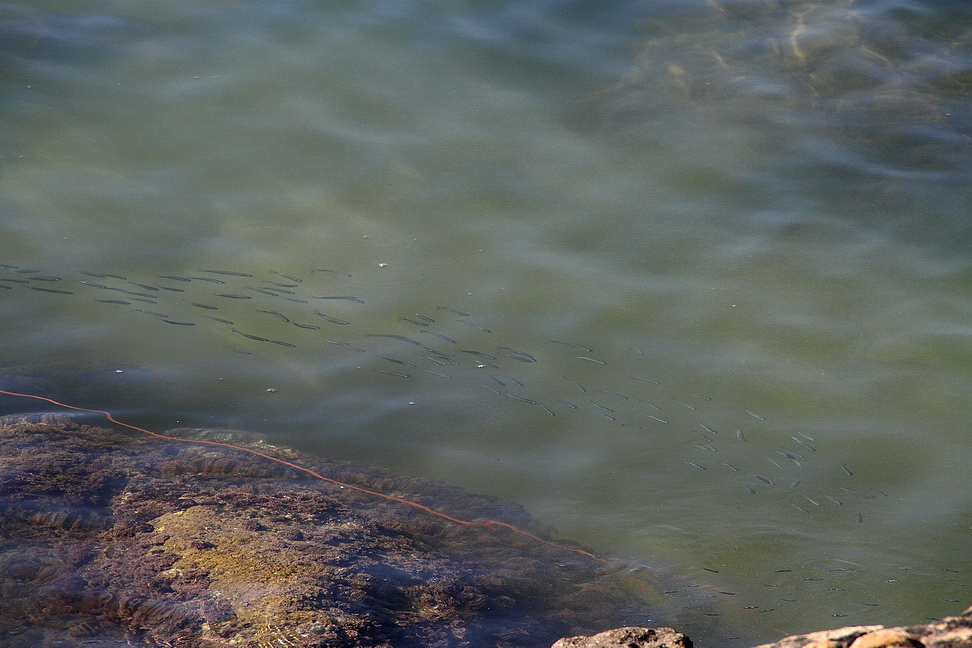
[554,606,972,648]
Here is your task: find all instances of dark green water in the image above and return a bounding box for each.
[1,0,970,645]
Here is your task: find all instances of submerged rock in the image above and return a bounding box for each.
[0,418,655,648]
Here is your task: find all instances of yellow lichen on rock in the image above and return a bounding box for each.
[151,505,338,645]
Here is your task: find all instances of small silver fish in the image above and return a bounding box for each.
[259,310,291,323]
[201,269,253,277]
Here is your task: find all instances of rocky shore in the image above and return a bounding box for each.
[1,416,966,648]
[0,417,657,647]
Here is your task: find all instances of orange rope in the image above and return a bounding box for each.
[0,387,598,557]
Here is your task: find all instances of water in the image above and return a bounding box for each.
[1,0,971,645]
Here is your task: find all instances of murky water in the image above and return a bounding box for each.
[1,0,970,645]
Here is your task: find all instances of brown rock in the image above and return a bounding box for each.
[849,629,923,648]
[752,606,972,648]
[560,605,972,648]
[0,419,660,648]
[753,626,887,648]
[551,626,692,648]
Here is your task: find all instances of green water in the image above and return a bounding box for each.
[1,0,970,645]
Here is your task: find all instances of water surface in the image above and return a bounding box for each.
[1,0,970,645]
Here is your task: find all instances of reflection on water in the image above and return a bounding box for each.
[1,0,971,645]
[592,0,972,244]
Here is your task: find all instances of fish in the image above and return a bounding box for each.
[790,436,816,452]
[745,407,766,421]
[315,311,350,325]
[259,310,291,323]
[461,320,491,333]
[232,329,272,343]
[315,295,365,303]
[326,340,366,352]
[492,374,524,388]
[383,357,417,368]
[499,347,536,363]
[839,487,875,499]
[313,268,351,277]
[564,379,586,393]
[421,331,456,343]
[73,268,125,279]
[574,356,606,365]
[600,390,628,400]
[250,287,291,296]
[462,350,496,360]
[671,397,697,411]
[201,269,254,277]
[368,334,424,347]
[507,394,536,404]
[549,340,594,352]
[437,306,470,317]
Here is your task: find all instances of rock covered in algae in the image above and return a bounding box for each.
[0,417,654,648]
